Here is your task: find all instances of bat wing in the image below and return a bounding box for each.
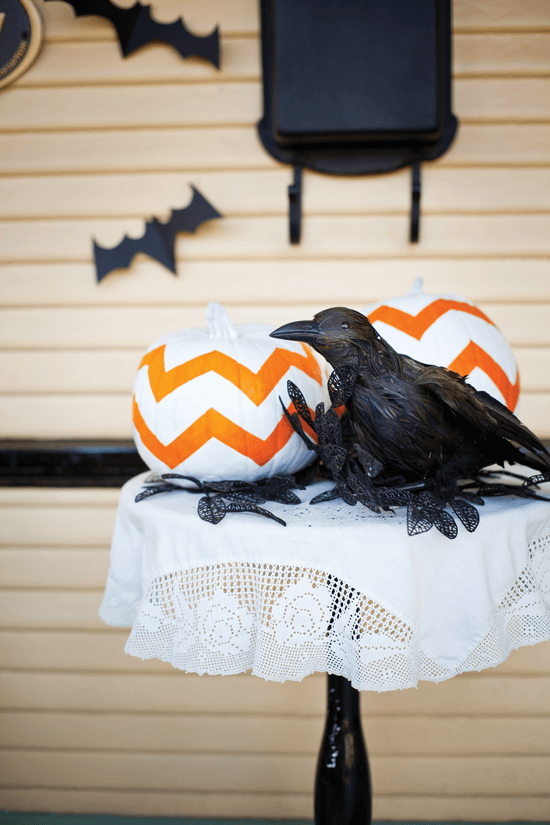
[154,186,222,253]
[128,8,220,66]
[93,220,175,282]
[93,234,143,283]
[44,0,141,42]
[94,187,221,281]
[45,0,220,66]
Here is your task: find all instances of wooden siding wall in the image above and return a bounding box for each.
[1,0,549,820]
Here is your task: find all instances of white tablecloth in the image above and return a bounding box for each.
[100,472,550,691]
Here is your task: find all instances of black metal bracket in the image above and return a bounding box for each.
[288,165,303,244]
[410,160,422,243]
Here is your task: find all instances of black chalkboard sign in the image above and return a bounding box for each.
[257,0,458,243]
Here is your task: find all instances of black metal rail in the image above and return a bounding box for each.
[0,440,147,486]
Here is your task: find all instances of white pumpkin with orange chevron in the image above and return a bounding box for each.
[133,302,331,482]
[364,278,519,412]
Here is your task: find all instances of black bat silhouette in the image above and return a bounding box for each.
[93,186,222,282]
[44,0,220,67]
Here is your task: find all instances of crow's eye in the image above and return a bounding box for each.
[341,321,350,329]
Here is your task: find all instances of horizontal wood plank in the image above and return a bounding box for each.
[1,788,550,821]
[2,125,550,175]
[0,550,110,588]
[2,216,550,264]
[20,38,259,87]
[1,347,548,395]
[1,630,548,676]
[0,350,142,394]
[1,79,549,133]
[0,488,120,506]
[455,32,550,75]
[38,0,550,42]
[0,83,262,131]
[4,168,550,219]
[1,749,549,794]
[1,259,549,307]
[455,77,550,121]
[1,671,549,715]
[17,34,550,88]
[2,787,550,821]
[2,630,549,676]
[0,506,117,546]
[1,709,549,755]
[0,628,550,678]
[1,303,549,349]
[0,591,107,629]
[0,127,273,175]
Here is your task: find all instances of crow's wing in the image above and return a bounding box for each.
[414,365,550,466]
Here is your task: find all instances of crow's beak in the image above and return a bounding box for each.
[270,319,320,343]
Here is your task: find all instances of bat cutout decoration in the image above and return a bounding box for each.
[93,186,222,282]
[44,0,220,67]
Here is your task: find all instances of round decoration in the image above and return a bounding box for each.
[363,277,520,412]
[133,302,331,482]
[0,0,44,90]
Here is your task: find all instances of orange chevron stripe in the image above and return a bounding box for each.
[368,299,495,341]
[133,398,318,469]
[139,343,322,406]
[448,340,520,412]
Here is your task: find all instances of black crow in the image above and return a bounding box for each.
[271,307,550,495]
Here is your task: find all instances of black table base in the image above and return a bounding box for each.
[315,673,372,825]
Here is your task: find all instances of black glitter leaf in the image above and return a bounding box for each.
[135,483,175,502]
[225,500,287,526]
[310,486,342,504]
[197,496,226,524]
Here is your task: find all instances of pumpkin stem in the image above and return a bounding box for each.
[407,275,424,295]
[205,302,239,339]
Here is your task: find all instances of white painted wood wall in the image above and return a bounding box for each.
[0,0,549,819]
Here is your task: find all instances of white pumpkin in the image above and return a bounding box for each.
[133,302,331,482]
[363,277,519,411]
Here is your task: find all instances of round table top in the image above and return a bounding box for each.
[100,471,550,691]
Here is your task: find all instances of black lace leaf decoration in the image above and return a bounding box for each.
[407,503,434,536]
[456,488,485,506]
[322,444,348,477]
[161,473,203,487]
[327,365,358,407]
[451,498,480,532]
[355,444,384,478]
[339,483,358,507]
[431,508,459,540]
[376,486,415,508]
[135,482,176,502]
[261,475,305,504]
[225,500,287,526]
[137,470,307,526]
[522,471,550,488]
[286,380,314,428]
[280,396,318,451]
[345,469,382,513]
[198,495,227,524]
[310,486,343,504]
[205,479,255,493]
[222,490,267,505]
